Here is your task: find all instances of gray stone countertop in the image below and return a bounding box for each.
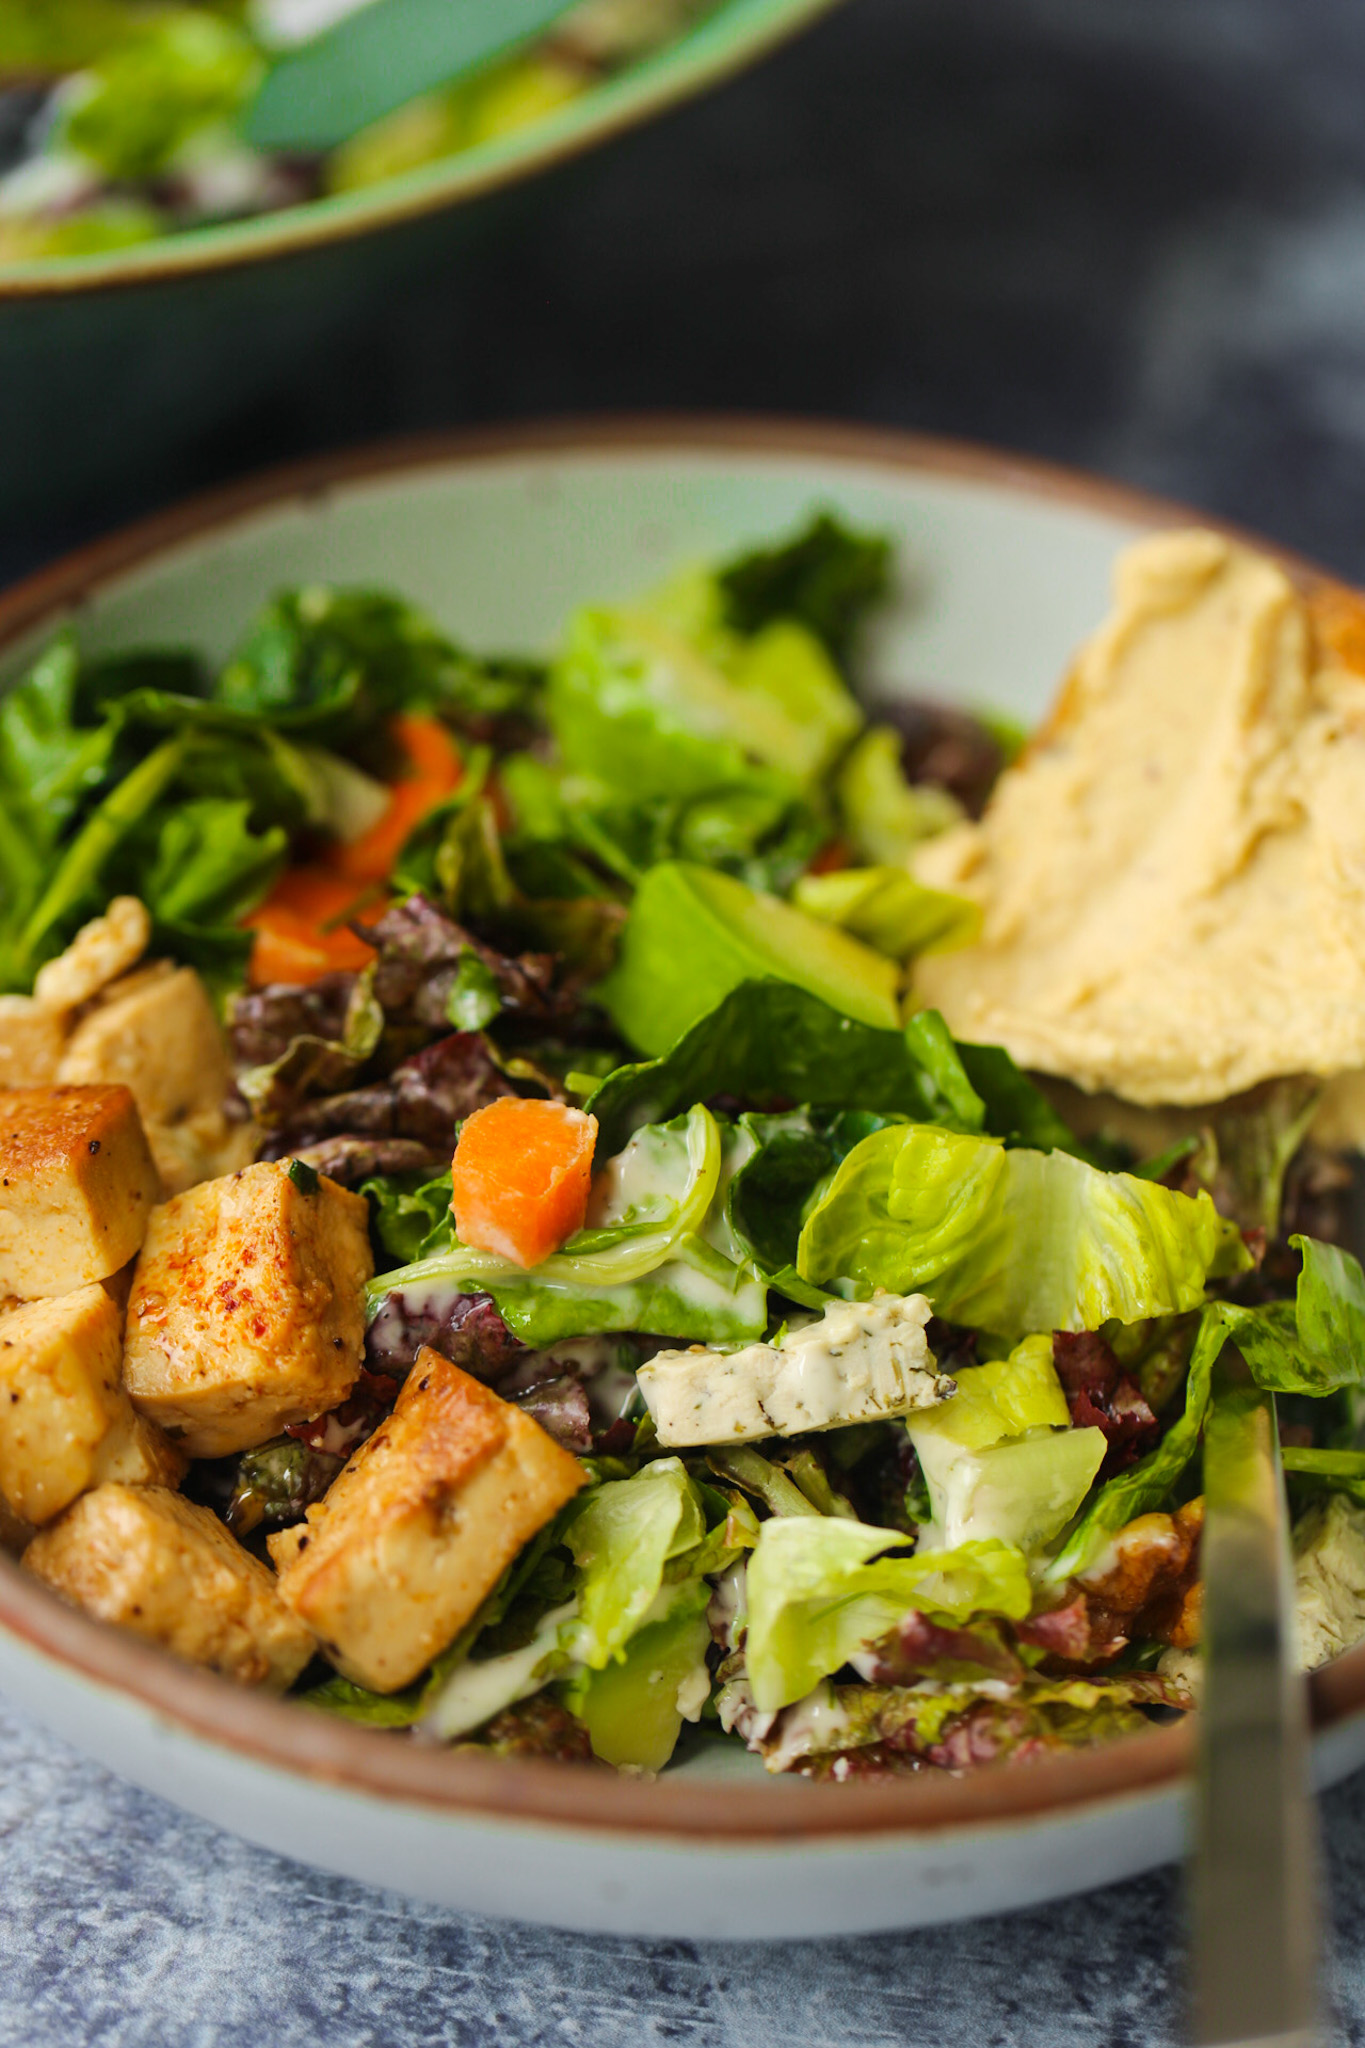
[6,0,1365,2040]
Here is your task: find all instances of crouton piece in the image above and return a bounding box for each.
[23,1483,316,1689]
[33,896,150,1013]
[269,1346,586,1692]
[0,997,65,1089]
[58,962,230,1131]
[0,1086,161,1299]
[123,1160,372,1458]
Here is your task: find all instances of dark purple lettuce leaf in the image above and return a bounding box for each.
[283,1135,439,1187]
[263,1031,514,1160]
[366,1287,525,1378]
[361,893,570,1027]
[228,972,357,1067]
[504,1371,593,1453]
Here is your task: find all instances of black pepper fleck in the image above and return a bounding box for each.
[88,1140,100,1155]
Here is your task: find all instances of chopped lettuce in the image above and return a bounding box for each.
[716,513,892,661]
[745,1516,1032,1711]
[575,1581,712,1771]
[363,1103,769,1347]
[564,1458,706,1670]
[546,590,861,806]
[836,724,962,866]
[594,861,903,1052]
[58,11,261,182]
[797,1124,1249,1344]
[906,1336,1105,1554]
[587,981,1004,1157]
[793,864,980,959]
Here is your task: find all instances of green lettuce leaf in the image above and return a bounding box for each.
[793,864,980,959]
[1281,1447,1365,1507]
[1220,1237,1365,1396]
[797,1123,1249,1343]
[575,1581,712,1771]
[58,10,261,182]
[365,1105,769,1347]
[587,979,1068,1161]
[836,725,962,866]
[745,1517,1032,1711]
[564,1458,706,1669]
[716,513,891,660]
[546,588,861,806]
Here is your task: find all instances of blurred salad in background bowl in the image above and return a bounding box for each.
[0,0,839,278]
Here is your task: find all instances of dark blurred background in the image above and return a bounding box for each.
[7,0,1365,585]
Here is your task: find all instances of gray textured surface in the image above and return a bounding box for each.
[5,0,1365,2040]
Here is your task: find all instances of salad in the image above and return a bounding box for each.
[0,0,715,262]
[2,509,1364,1783]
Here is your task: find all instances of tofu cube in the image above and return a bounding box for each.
[92,1403,189,1494]
[58,961,231,1131]
[0,1283,184,1525]
[123,1160,373,1458]
[269,1346,587,1693]
[57,962,245,1197]
[0,1086,161,1298]
[0,997,65,1089]
[23,1483,316,1689]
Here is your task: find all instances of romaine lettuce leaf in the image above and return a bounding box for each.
[564,1458,706,1669]
[797,1124,1249,1343]
[745,1517,1032,1711]
[793,864,980,959]
[836,725,962,866]
[574,1581,712,1771]
[906,1335,1105,1554]
[58,10,261,182]
[546,595,861,805]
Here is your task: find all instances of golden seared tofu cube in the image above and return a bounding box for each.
[269,1347,587,1693]
[32,896,150,1013]
[123,1160,373,1459]
[24,1483,317,1689]
[0,1284,182,1525]
[0,1086,161,1299]
[58,961,231,1131]
[91,1403,189,1493]
[0,997,65,1089]
[0,1283,124,1524]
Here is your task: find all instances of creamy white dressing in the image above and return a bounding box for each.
[763,1681,851,1773]
[423,1601,578,1742]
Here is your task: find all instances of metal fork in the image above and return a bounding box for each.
[1191,1362,1323,2048]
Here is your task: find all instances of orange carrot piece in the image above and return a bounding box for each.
[451,1098,598,1270]
[332,713,463,884]
[243,865,379,987]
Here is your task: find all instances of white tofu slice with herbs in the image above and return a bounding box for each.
[638,1293,955,1448]
[23,1482,317,1689]
[123,1158,372,1457]
[0,1085,162,1299]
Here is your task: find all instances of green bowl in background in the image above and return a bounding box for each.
[0,0,840,524]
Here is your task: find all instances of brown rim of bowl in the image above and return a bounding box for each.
[0,0,843,303]
[0,411,1361,1845]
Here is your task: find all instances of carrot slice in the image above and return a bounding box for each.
[331,713,463,884]
[243,865,379,987]
[451,1098,598,1270]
